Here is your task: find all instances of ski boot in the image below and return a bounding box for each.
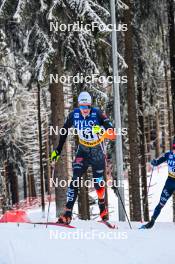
[57,208,72,225]
[142,217,155,229]
[99,199,109,221]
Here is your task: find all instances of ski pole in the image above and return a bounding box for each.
[147,165,154,194]
[142,165,154,221]
[46,162,55,228]
[97,134,132,229]
[115,187,132,229]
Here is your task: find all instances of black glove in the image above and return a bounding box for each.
[151,159,158,166]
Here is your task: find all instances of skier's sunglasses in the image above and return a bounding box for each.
[79,105,91,110]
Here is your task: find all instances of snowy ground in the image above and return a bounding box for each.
[0,164,174,264]
[0,221,175,264]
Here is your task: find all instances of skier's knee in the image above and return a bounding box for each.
[72,161,84,180]
[69,179,79,190]
[93,169,104,186]
[93,175,105,190]
[67,186,77,202]
[160,196,168,206]
[157,202,165,210]
[160,202,165,207]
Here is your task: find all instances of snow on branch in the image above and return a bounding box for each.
[79,0,107,27]
[63,29,99,73]
[23,28,34,54]
[62,0,108,31]
[0,0,10,16]
[117,51,128,69]
[35,24,54,53]
[48,0,61,20]
[78,31,99,73]
[98,37,128,68]
[99,38,128,69]
[88,0,110,17]
[34,25,55,82]
[13,0,27,23]
[36,51,51,82]
[90,86,108,99]
[40,0,48,12]
[117,0,129,10]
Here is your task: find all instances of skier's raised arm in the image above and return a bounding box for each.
[151,152,169,166]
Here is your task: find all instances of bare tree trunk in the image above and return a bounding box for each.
[37,83,45,214]
[28,167,36,203]
[137,80,149,221]
[161,23,172,149]
[128,170,133,219]
[78,172,90,220]
[124,0,142,221]
[45,122,51,194]
[8,162,19,205]
[162,120,166,153]
[161,95,167,153]
[23,172,27,199]
[155,111,161,158]
[165,67,172,148]
[2,161,10,212]
[28,173,32,200]
[50,61,67,217]
[31,174,36,197]
[146,115,152,162]
[168,0,175,130]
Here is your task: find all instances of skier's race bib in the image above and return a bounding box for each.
[73,108,105,147]
[79,134,105,147]
[77,125,106,147]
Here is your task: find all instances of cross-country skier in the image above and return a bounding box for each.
[51,91,116,225]
[143,137,175,229]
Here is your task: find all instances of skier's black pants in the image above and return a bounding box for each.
[66,144,106,212]
[152,177,175,220]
